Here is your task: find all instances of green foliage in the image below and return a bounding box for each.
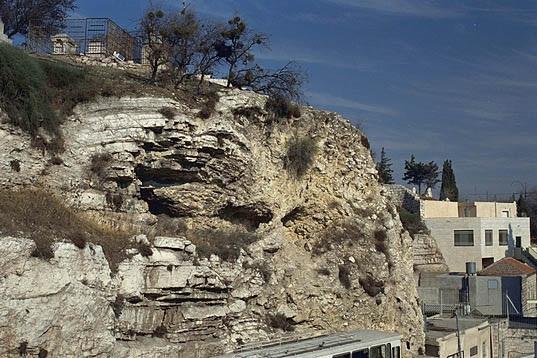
[398,207,429,238]
[0,45,108,152]
[439,159,459,201]
[284,136,316,178]
[402,155,439,195]
[376,147,394,184]
[0,44,56,135]
[0,0,75,38]
[517,193,530,217]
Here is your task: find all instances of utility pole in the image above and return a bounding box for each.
[455,310,463,357]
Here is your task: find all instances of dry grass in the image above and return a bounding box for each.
[90,153,112,179]
[359,274,385,297]
[189,227,258,262]
[374,229,388,255]
[312,221,365,256]
[0,189,133,272]
[284,136,317,178]
[198,90,220,119]
[158,106,177,119]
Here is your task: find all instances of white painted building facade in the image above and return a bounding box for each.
[422,200,531,272]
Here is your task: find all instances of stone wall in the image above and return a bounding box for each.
[383,184,421,214]
[491,319,537,358]
[413,233,449,273]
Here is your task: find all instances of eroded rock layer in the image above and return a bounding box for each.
[0,89,424,357]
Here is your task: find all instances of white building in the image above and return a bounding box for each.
[51,33,78,55]
[0,19,12,44]
[422,200,531,272]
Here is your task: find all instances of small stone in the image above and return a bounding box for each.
[229,299,246,313]
[153,237,187,250]
[184,244,196,254]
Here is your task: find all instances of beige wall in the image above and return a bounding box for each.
[424,217,531,272]
[433,321,491,358]
[423,200,518,219]
[422,200,459,218]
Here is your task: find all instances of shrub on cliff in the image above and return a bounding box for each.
[0,45,126,152]
[284,136,317,178]
[266,313,295,332]
[265,94,301,119]
[398,207,429,238]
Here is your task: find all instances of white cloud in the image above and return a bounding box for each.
[306,91,398,116]
[323,0,462,18]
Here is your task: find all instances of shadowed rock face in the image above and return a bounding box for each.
[0,89,424,357]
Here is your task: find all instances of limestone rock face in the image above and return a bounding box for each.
[0,89,424,356]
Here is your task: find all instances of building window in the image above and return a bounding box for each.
[501,210,510,218]
[485,230,493,246]
[454,230,474,246]
[499,230,508,246]
[487,279,498,289]
[333,354,350,358]
[352,350,369,358]
[470,346,478,356]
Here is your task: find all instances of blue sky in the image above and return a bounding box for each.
[73,0,537,198]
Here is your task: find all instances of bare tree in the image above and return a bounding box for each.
[192,22,225,89]
[164,6,200,87]
[0,0,75,38]
[218,16,268,87]
[140,9,170,82]
[232,61,305,101]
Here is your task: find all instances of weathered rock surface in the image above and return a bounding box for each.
[0,88,424,356]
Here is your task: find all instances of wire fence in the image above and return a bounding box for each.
[26,18,143,62]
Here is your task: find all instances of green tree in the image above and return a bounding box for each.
[403,155,439,195]
[517,193,530,217]
[423,161,440,192]
[376,147,394,184]
[439,160,459,201]
[403,155,426,194]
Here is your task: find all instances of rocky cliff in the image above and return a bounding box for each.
[0,87,424,357]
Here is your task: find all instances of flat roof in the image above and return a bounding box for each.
[218,330,401,358]
[425,318,488,342]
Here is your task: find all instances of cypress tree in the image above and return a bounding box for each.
[439,160,459,201]
[376,147,394,184]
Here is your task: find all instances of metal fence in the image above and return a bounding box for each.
[27,18,143,62]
